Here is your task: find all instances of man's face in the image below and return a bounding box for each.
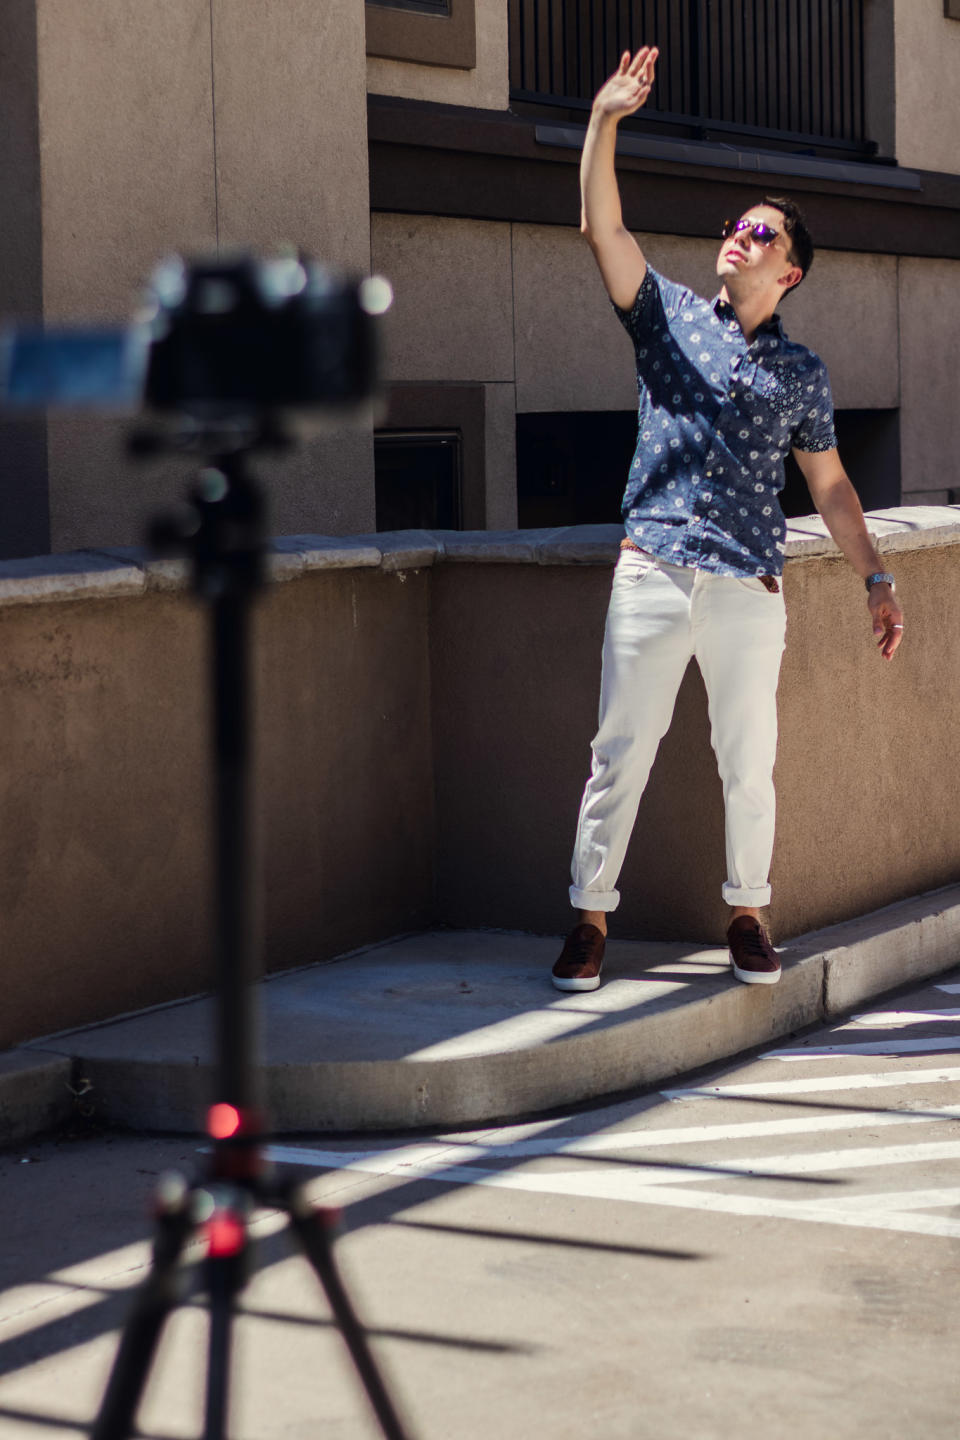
[716,204,800,296]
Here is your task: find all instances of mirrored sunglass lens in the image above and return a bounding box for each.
[753,224,777,244]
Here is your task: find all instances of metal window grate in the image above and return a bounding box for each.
[375,431,462,531]
[370,0,451,15]
[508,0,869,150]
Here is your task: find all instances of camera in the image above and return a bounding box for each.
[0,253,393,435]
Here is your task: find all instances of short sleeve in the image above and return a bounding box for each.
[792,358,837,454]
[611,267,692,346]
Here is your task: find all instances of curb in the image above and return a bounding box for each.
[2,885,959,1143]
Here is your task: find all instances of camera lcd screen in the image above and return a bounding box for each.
[0,327,149,410]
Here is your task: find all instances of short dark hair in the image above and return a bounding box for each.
[761,195,814,292]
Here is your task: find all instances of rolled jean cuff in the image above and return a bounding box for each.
[722,882,772,907]
[570,885,620,912]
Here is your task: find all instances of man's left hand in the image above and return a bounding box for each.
[869,584,904,661]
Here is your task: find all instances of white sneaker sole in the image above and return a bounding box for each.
[730,953,781,985]
[551,974,602,992]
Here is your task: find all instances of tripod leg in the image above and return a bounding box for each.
[92,1178,193,1440]
[286,1198,413,1440]
[203,1253,240,1440]
[201,1193,250,1440]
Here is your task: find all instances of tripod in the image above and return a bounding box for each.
[91,439,412,1440]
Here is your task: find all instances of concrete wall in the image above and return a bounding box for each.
[895,0,960,173]
[897,256,960,502]
[430,530,960,944]
[0,510,957,1049]
[3,1,374,558]
[366,0,508,110]
[0,555,434,1048]
[378,214,941,506]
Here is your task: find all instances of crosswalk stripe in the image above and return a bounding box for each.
[764,1038,960,1058]
[264,1145,960,1240]
[827,1187,960,1212]
[847,1009,960,1026]
[662,1067,960,1099]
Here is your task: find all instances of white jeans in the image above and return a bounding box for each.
[570,549,787,912]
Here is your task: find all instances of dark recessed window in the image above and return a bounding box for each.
[371,0,450,14]
[517,412,637,529]
[518,408,902,530]
[375,431,462,531]
[780,409,901,518]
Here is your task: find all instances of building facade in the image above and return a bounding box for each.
[2,0,959,557]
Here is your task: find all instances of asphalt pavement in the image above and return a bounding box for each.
[3,966,960,1438]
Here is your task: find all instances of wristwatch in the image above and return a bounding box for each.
[865,571,896,592]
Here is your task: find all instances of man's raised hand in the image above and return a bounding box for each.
[594,46,659,121]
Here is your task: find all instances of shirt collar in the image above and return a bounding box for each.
[711,295,787,342]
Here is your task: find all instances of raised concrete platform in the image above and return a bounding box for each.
[3,883,958,1144]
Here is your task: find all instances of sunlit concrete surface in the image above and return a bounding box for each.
[3,884,958,1138]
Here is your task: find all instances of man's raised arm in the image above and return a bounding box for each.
[580,46,658,311]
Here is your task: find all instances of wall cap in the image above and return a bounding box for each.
[0,507,955,608]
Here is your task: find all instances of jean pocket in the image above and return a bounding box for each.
[734,574,780,595]
[616,551,656,584]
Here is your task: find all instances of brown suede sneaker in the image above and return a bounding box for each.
[727,915,781,985]
[551,923,606,992]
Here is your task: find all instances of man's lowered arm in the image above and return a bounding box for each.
[794,445,904,661]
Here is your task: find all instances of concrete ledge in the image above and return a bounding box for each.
[0,506,953,610]
[0,551,145,607]
[0,1050,75,1148]
[3,885,957,1139]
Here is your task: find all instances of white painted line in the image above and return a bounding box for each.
[662,1067,960,1100]
[264,1144,960,1241]
[764,1037,960,1059]
[935,983,960,994]
[827,1187,960,1213]
[268,1137,960,1191]
[847,1009,960,1027]
[336,1106,960,1161]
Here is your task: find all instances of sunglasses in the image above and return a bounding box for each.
[721,218,781,246]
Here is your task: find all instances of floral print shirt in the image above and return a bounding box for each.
[613,266,837,577]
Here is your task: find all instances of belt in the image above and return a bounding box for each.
[620,537,780,593]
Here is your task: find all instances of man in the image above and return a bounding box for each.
[551,46,904,993]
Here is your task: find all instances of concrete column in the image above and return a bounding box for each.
[0,0,49,557]
[0,1,373,558]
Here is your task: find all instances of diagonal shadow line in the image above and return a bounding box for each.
[386,1217,703,1262]
[277,1152,844,1187]
[0,1407,173,1439]
[16,1280,535,1357]
[233,1304,536,1354]
[657,1093,960,1121]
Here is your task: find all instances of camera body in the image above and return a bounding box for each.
[0,254,391,432]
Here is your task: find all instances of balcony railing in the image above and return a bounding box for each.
[509,0,871,154]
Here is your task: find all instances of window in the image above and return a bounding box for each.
[365,0,476,69]
[517,409,901,529]
[517,412,637,528]
[374,0,450,13]
[375,431,463,531]
[509,0,874,156]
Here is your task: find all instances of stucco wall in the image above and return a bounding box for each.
[429,528,960,945]
[897,256,960,499]
[366,0,508,110]
[375,215,902,419]
[894,0,960,173]
[24,1,375,555]
[0,556,435,1049]
[0,510,956,1048]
